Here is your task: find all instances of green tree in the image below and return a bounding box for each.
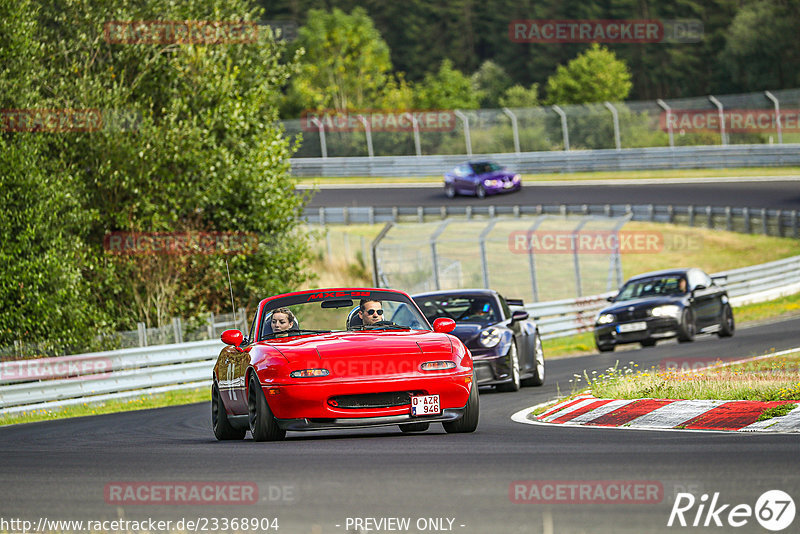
[499,84,540,108]
[414,59,480,110]
[719,0,800,91]
[471,60,511,108]
[0,0,313,347]
[285,7,394,113]
[546,44,633,105]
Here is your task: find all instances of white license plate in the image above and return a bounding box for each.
[617,321,647,333]
[504,182,514,188]
[411,395,440,416]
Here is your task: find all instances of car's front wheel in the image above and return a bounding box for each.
[444,184,456,198]
[497,342,521,392]
[718,304,735,337]
[443,378,479,433]
[212,381,246,441]
[248,374,286,441]
[521,331,545,387]
[677,309,696,343]
[596,342,615,352]
[476,185,486,199]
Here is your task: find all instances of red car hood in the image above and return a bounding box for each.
[264,330,455,379]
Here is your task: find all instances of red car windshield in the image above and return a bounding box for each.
[258,290,430,340]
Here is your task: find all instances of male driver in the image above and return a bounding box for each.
[359,299,384,326]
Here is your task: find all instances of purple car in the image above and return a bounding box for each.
[444,161,522,199]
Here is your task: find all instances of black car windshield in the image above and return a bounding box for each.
[414,295,499,325]
[615,276,686,301]
[470,161,502,174]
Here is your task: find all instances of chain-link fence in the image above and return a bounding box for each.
[373,216,631,302]
[284,88,800,158]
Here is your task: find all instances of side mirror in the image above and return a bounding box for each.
[221,329,243,348]
[433,317,456,333]
[511,310,529,322]
[606,295,616,302]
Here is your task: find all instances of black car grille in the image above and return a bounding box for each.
[615,309,650,322]
[330,391,425,409]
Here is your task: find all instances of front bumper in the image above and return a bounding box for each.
[471,350,513,386]
[275,407,465,431]
[595,317,680,346]
[484,182,521,195]
[262,373,473,421]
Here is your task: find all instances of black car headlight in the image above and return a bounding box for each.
[651,305,681,318]
[596,313,615,325]
[479,328,502,348]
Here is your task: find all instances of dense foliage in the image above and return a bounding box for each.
[262,0,800,106]
[0,0,312,349]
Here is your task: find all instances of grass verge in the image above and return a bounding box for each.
[296,166,800,186]
[0,387,208,427]
[570,352,800,402]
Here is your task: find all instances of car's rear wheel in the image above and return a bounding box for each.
[248,374,286,441]
[212,381,246,441]
[443,378,479,433]
[677,309,696,343]
[640,339,657,347]
[476,185,486,199]
[444,184,456,198]
[718,304,735,337]
[496,342,521,392]
[521,331,545,387]
[399,422,430,433]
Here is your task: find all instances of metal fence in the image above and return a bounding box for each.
[291,144,800,177]
[371,216,630,302]
[3,254,799,414]
[307,203,800,239]
[285,88,800,162]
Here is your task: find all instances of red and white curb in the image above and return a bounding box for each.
[513,395,800,433]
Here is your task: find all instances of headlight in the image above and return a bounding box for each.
[420,360,456,371]
[479,328,502,348]
[512,174,521,182]
[484,179,498,187]
[651,305,681,318]
[290,368,329,378]
[596,313,615,325]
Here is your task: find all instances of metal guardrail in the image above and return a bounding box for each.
[290,144,800,177]
[306,203,800,239]
[2,255,800,413]
[528,255,800,340]
[0,340,221,413]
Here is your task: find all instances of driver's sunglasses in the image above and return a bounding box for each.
[366,309,384,316]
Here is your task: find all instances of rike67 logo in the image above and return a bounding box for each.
[668,490,795,531]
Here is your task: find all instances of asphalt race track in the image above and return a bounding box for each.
[2,316,799,534]
[305,180,800,210]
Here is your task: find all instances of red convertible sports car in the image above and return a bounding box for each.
[212,288,478,441]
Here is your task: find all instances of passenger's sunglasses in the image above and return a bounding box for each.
[365,309,384,316]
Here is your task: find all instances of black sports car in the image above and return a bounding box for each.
[594,268,735,352]
[412,289,544,391]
